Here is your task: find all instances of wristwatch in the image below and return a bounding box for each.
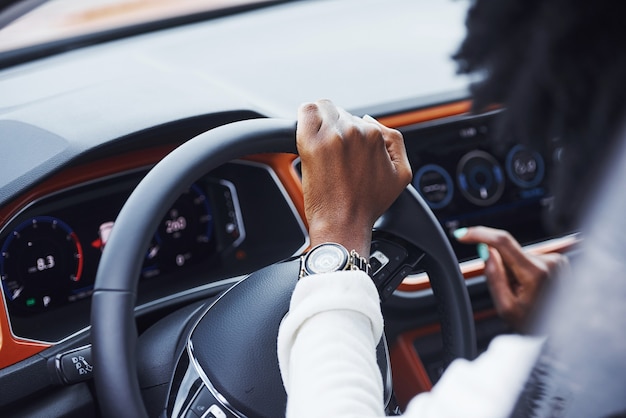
[299,242,371,278]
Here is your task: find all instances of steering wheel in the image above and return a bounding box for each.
[91,118,476,418]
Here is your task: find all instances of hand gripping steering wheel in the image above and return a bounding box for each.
[91,118,476,417]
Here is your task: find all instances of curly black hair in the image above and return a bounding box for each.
[454,0,626,232]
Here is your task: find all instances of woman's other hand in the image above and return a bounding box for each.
[454,226,568,330]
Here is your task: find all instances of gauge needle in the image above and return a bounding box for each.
[12,287,23,300]
[147,246,159,259]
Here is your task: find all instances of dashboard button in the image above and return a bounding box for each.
[413,164,454,209]
[505,145,545,188]
[207,405,227,418]
[457,150,505,206]
[369,250,390,276]
[190,387,226,417]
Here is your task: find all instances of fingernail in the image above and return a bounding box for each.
[453,228,468,239]
[363,114,377,122]
[477,243,490,261]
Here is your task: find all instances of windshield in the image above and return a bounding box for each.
[0,0,273,54]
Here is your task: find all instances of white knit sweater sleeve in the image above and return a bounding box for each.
[277,271,385,418]
[276,270,544,418]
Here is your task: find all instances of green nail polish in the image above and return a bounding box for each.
[477,243,490,261]
[453,228,468,239]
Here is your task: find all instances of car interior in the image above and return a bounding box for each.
[0,0,597,417]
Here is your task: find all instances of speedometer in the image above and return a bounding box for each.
[142,184,214,278]
[0,216,85,313]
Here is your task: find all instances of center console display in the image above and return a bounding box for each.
[403,111,556,262]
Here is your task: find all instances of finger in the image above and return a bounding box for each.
[336,107,367,142]
[296,99,343,141]
[363,115,412,183]
[539,252,568,271]
[386,136,412,185]
[316,99,342,130]
[483,247,516,318]
[297,102,323,136]
[362,114,400,142]
[455,226,513,245]
[455,226,529,269]
[296,102,323,159]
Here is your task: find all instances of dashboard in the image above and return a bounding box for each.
[0,106,568,348]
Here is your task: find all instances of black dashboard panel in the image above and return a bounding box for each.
[403,111,558,262]
[0,161,307,342]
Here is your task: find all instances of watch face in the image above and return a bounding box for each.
[305,244,348,275]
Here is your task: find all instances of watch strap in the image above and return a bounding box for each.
[348,249,372,276]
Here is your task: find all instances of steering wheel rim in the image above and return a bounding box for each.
[91,118,476,418]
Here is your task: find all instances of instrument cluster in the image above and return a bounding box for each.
[0,177,244,315]
[0,157,307,343]
[0,172,244,317]
[0,148,318,345]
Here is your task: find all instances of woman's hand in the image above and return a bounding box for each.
[296,100,412,257]
[454,226,569,330]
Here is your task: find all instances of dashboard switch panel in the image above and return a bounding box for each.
[371,238,424,301]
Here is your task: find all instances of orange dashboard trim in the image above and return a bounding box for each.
[0,315,50,369]
[390,309,498,410]
[0,145,178,227]
[389,324,436,409]
[378,100,472,128]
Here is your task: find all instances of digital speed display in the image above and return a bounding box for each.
[1,216,85,313]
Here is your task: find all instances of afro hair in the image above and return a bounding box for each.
[454,0,626,232]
